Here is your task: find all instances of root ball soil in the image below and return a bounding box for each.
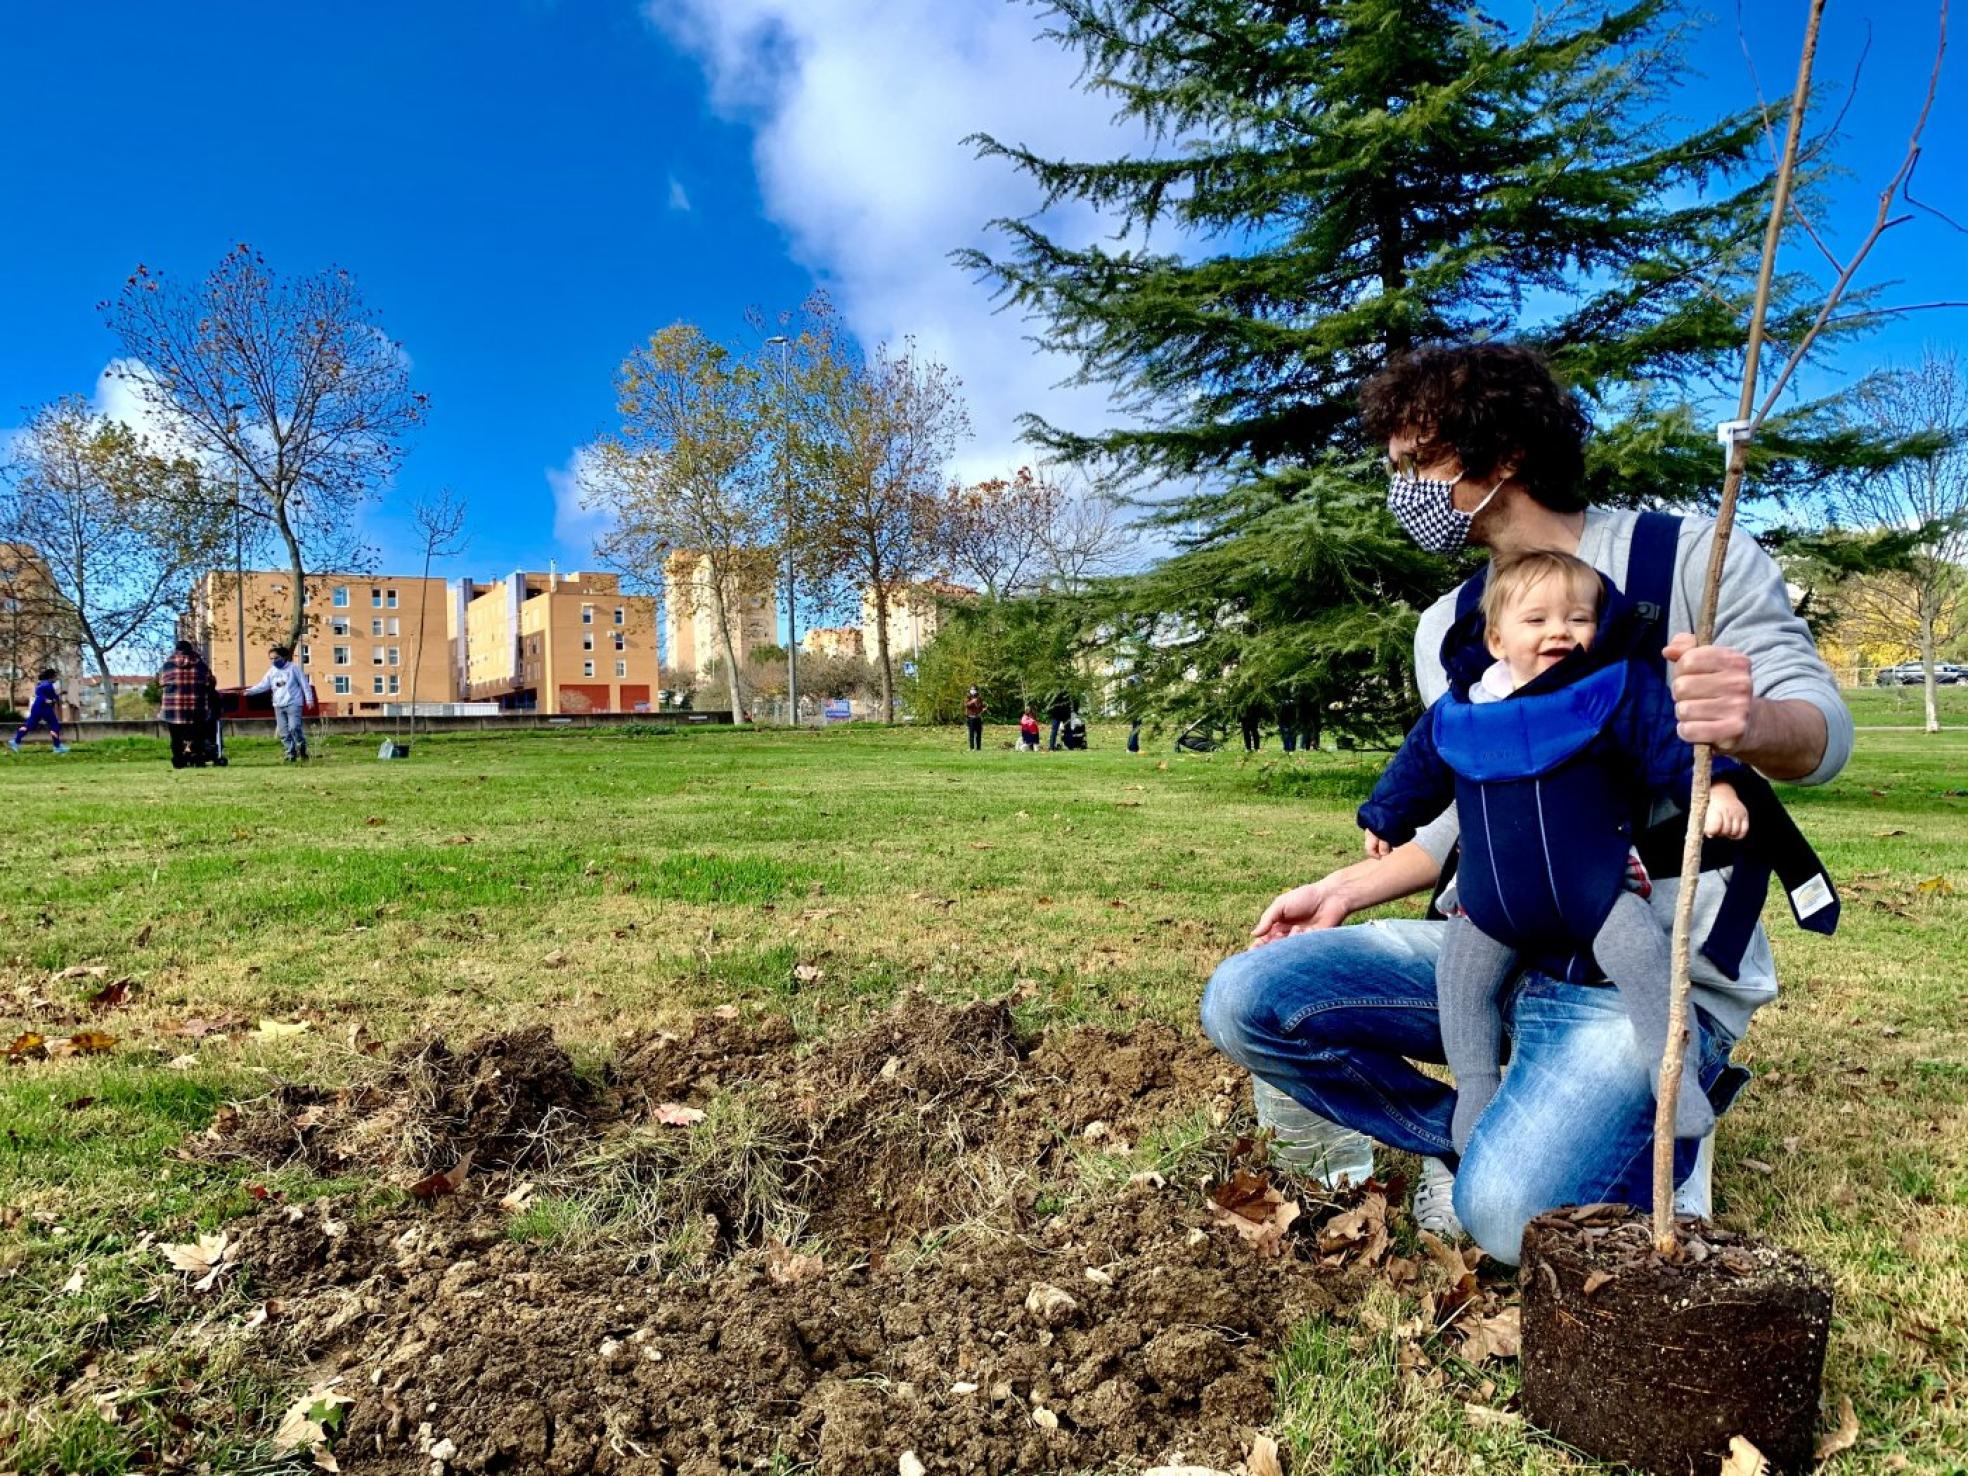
[222,1001,1356,1474]
[1520,1204,1832,1475]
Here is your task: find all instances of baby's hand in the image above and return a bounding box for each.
[1703,781,1750,840]
[1363,830,1393,859]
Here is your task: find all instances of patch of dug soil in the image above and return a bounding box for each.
[229,1001,1350,1474]
[246,1183,1333,1475]
[616,998,1246,1250]
[212,1025,593,1180]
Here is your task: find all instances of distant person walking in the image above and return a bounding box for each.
[1239,705,1263,753]
[1277,690,1300,753]
[245,645,314,762]
[1018,706,1041,751]
[964,686,985,751]
[159,640,220,767]
[1047,690,1073,750]
[8,668,69,754]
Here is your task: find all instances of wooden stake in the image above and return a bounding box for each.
[1652,0,1825,1252]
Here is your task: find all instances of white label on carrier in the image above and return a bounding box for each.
[1790,874,1835,919]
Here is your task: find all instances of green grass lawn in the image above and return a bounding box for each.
[2,720,1963,1473]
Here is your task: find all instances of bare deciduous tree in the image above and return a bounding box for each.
[407,488,470,724]
[805,338,969,722]
[941,466,1058,599]
[583,324,776,725]
[101,245,426,650]
[1834,350,1968,731]
[1036,470,1134,594]
[1,397,218,710]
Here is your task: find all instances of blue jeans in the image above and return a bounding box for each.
[1200,919,1739,1264]
[274,705,306,757]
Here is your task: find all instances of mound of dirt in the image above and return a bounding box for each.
[212,1025,593,1180]
[246,1183,1331,1475]
[226,1000,1355,1474]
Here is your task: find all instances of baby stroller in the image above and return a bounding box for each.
[1061,712,1089,750]
[169,709,228,768]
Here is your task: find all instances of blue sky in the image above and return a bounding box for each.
[2,1,1962,608]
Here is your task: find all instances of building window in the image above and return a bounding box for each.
[615,660,627,678]
[370,617,383,636]
[333,675,351,695]
[300,643,312,665]
[387,647,400,667]
[387,674,400,695]
[582,633,594,651]
[371,587,382,607]
[612,631,625,651]
[372,646,385,666]
[331,618,349,637]
[373,676,385,694]
[583,660,594,677]
[613,607,625,626]
[581,605,594,625]
[387,617,400,637]
[333,645,350,666]
[386,588,398,608]
[332,586,349,608]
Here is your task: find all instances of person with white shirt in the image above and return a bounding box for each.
[245,644,315,763]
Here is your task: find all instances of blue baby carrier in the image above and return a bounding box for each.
[1425,513,1839,984]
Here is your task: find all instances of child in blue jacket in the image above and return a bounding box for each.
[9,668,70,754]
[1358,551,1755,1153]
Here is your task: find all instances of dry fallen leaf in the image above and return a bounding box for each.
[273,1378,354,1457]
[655,1103,707,1127]
[55,1030,118,1057]
[1815,1395,1859,1461]
[85,979,136,1010]
[1317,1191,1391,1266]
[499,1182,538,1215]
[1581,1269,1614,1297]
[160,1232,238,1292]
[899,1454,927,1476]
[61,1264,86,1295]
[542,950,567,969]
[1247,1432,1284,1476]
[792,963,826,984]
[1209,1170,1301,1258]
[407,1150,475,1201]
[1455,1305,1522,1362]
[254,1019,310,1041]
[1717,1435,1769,1476]
[6,1031,48,1063]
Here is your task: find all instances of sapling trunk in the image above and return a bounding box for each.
[1650,0,1823,1253]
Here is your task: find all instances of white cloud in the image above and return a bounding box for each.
[667,174,692,212]
[548,445,612,556]
[646,0,1161,485]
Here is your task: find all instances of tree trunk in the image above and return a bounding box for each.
[273,501,307,653]
[1919,607,1940,734]
[874,588,895,724]
[85,634,114,723]
[711,560,746,724]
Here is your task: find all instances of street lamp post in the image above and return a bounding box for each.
[766,334,798,726]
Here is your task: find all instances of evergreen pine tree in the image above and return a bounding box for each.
[962,0,1833,737]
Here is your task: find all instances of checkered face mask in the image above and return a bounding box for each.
[1386,470,1503,554]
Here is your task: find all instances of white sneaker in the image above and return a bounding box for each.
[1673,1132,1715,1220]
[1413,1157,1466,1239]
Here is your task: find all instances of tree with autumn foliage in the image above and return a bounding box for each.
[102,245,426,652]
[584,324,780,726]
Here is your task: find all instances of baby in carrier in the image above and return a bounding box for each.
[1358,550,1834,1154]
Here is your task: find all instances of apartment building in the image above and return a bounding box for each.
[860,578,977,660]
[0,542,84,714]
[187,570,454,716]
[800,626,864,660]
[661,550,778,678]
[459,569,658,713]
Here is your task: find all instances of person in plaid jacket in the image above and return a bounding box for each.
[159,640,219,767]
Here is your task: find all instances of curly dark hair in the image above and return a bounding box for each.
[1359,344,1590,513]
